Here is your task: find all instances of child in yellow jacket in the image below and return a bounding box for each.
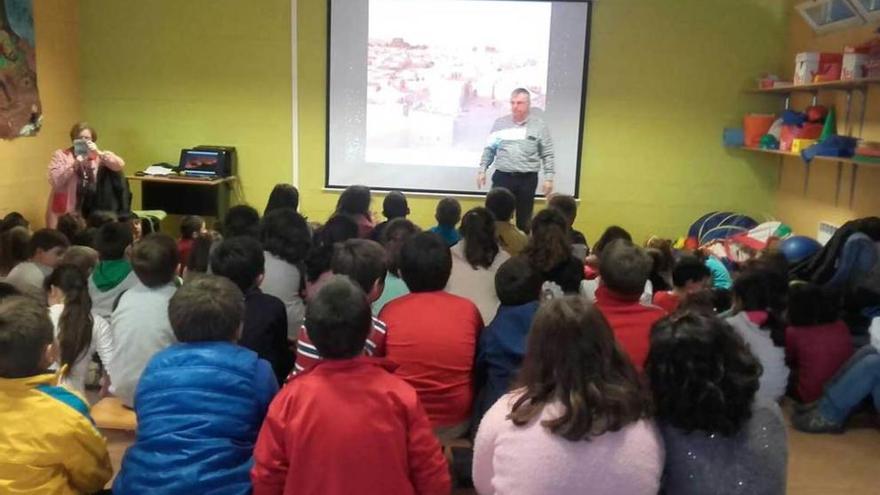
[0,295,112,494]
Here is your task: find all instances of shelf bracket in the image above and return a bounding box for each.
[810,91,818,106]
[835,162,844,206]
[849,163,859,209]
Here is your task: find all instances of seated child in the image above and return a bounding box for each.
[429,197,462,247]
[211,236,293,385]
[0,226,30,277]
[370,190,409,243]
[652,255,711,313]
[793,345,880,433]
[485,188,527,256]
[60,245,99,276]
[474,296,662,495]
[785,283,853,403]
[372,218,420,314]
[547,193,589,261]
[295,239,388,374]
[223,204,261,239]
[473,256,542,426]
[593,239,666,371]
[4,228,69,290]
[726,269,790,403]
[0,296,112,493]
[380,232,483,438]
[114,275,278,493]
[304,215,360,301]
[177,214,206,274]
[88,221,138,319]
[335,185,375,239]
[110,233,179,407]
[252,276,450,495]
[45,264,116,394]
[264,183,300,214]
[647,311,787,495]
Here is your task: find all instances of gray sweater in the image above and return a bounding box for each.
[109,281,177,407]
[479,115,555,179]
[659,403,787,495]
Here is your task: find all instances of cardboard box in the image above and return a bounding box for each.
[842,53,868,80]
[795,52,843,85]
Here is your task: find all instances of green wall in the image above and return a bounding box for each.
[79,0,293,219]
[81,0,788,241]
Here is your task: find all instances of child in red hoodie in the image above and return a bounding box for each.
[251,275,450,495]
[785,283,853,404]
[594,239,667,372]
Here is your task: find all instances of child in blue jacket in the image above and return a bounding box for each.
[114,274,278,494]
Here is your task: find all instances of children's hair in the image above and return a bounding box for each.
[0,296,55,378]
[331,239,387,293]
[677,289,718,315]
[380,218,421,276]
[460,207,499,269]
[131,233,179,288]
[69,121,97,142]
[305,215,359,283]
[28,229,70,257]
[382,191,409,219]
[223,205,261,239]
[185,233,216,275]
[86,210,117,229]
[787,282,839,327]
[435,197,462,227]
[732,269,787,346]
[180,215,205,239]
[645,237,675,292]
[264,184,299,214]
[210,236,265,292]
[547,194,578,226]
[495,256,542,306]
[0,211,29,233]
[647,312,762,436]
[522,209,571,273]
[593,225,632,257]
[671,255,711,289]
[510,296,648,440]
[599,239,651,296]
[60,246,99,275]
[304,275,372,359]
[336,185,372,216]
[94,221,133,260]
[399,232,452,292]
[260,208,311,265]
[56,213,85,245]
[485,187,516,223]
[0,226,30,274]
[168,274,244,343]
[43,265,94,378]
[72,227,97,248]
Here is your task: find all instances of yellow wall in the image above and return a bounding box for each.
[299,0,789,242]
[78,0,293,220]
[0,0,80,227]
[77,0,789,242]
[776,12,880,236]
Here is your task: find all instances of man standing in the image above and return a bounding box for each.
[477,88,554,233]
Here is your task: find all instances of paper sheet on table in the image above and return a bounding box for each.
[143,165,175,176]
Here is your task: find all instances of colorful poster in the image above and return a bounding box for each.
[0,0,40,139]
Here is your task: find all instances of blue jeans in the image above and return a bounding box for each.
[819,346,880,423]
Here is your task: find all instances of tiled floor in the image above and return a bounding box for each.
[101,402,879,494]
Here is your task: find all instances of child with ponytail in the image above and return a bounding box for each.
[45,264,116,393]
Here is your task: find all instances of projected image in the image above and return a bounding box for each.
[366,0,551,167]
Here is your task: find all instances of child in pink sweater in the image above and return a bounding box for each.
[473,296,663,495]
